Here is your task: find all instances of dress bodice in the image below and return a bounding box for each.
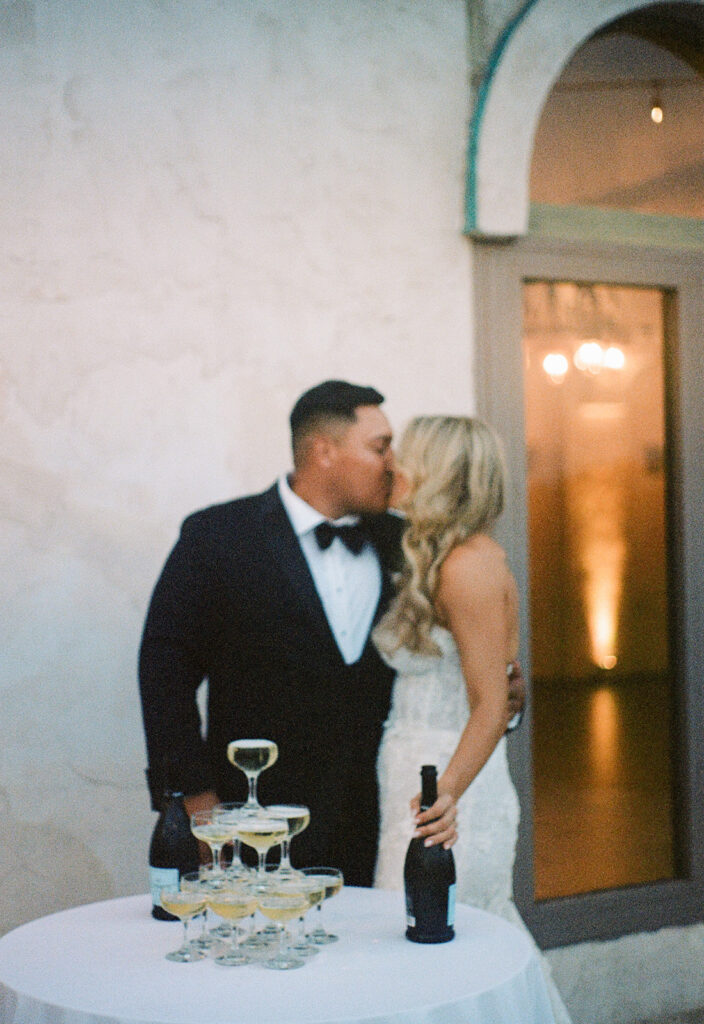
[377,626,469,734]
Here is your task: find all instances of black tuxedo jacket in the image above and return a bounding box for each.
[139,483,404,885]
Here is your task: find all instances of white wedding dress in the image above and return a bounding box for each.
[373,626,572,1024]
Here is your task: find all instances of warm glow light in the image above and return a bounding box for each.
[589,569,623,667]
[574,341,625,375]
[573,473,626,670]
[590,687,619,783]
[542,352,569,383]
[574,340,604,374]
[601,654,618,670]
[651,102,663,124]
[603,346,625,370]
[578,402,625,421]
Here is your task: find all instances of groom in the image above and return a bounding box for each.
[139,380,519,886]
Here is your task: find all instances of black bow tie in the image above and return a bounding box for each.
[314,521,368,555]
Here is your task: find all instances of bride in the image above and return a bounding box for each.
[373,415,572,1024]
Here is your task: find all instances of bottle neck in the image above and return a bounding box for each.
[419,765,438,811]
[161,789,185,812]
[161,758,182,801]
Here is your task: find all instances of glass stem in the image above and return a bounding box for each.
[245,772,259,809]
[279,839,291,870]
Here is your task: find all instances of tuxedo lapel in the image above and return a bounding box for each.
[255,486,403,660]
[363,512,404,626]
[257,484,344,661]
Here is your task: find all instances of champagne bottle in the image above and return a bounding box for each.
[404,764,456,943]
[148,771,200,920]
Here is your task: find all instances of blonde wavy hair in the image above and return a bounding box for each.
[377,416,506,656]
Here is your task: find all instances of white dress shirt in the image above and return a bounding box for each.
[277,475,382,665]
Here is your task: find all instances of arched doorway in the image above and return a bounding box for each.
[470,0,704,947]
[467,0,704,236]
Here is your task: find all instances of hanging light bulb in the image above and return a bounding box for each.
[650,82,663,124]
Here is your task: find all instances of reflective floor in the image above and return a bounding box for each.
[532,673,677,900]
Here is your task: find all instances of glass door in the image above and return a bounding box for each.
[522,280,679,899]
[473,233,704,947]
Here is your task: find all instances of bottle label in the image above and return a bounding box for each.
[405,889,415,928]
[149,866,179,907]
[447,883,456,927]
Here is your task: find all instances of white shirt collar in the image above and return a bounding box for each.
[277,475,359,536]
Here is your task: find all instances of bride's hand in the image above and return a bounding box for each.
[410,792,458,850]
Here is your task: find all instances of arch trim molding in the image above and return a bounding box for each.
[464,0,704,239]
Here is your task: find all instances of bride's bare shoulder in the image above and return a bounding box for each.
[444,533,508,573]
[438,534,511,598]
[436,536,517,651]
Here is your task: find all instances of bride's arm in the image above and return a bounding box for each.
[433,535,516,805]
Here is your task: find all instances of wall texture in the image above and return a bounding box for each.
[0,0,474,933]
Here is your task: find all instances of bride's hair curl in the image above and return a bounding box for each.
[376,416,505,656]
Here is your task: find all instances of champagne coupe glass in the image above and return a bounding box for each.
[257,890,310,970]
[236,815,288,886]
[264,804,310,879]
[287,876,325,958]
[207,882,258,966]
[303,867,344,944]
[159,888,208,962]
[227,738,278,812]
[180,871,218,951]
[213,802,252,880]
[190,810,235,878]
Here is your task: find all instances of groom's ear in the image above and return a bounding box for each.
[310,432,337,470]
[294,428,335,472]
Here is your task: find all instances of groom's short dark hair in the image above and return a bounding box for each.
[290,379,384,435]
[290,379,385,461]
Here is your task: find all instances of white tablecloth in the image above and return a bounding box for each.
[0,887,555,1024]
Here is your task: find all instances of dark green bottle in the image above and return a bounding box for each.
[148,779,199,920]
[404,765,456,943]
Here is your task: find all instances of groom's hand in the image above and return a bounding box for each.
[410,792,458,850]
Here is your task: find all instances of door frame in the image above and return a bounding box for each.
[472,215,704,947]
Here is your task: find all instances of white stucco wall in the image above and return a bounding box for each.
[0,0,475,933]
[4,3,703,1022]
